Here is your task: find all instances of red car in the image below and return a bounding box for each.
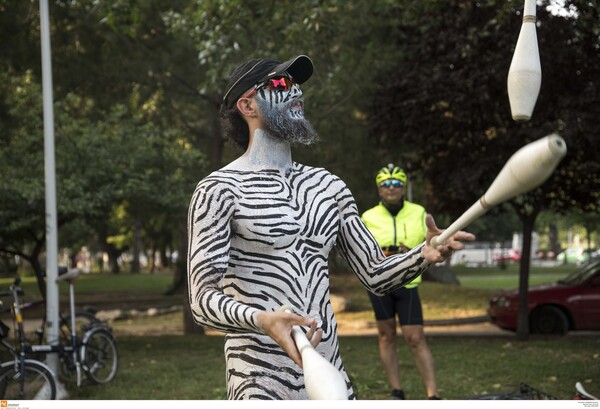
[493,249,521,263]
[488,258,600,334]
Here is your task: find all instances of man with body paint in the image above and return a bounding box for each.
[186,55,475,400]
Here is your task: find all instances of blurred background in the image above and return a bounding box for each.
[0,0,598,298]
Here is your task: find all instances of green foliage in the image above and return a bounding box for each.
[0,70,46,255]
[0,67,207,274]
[1,0,597,287]
[369,0,599,218]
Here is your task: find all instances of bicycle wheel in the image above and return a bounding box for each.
[0,359,57,400]
[59,310,99,340]
[80,326,118,384]
[57,311,98,383]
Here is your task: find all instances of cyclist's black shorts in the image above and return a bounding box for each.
[367,286,423,325]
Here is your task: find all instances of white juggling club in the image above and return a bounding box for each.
[284,309,347,400]
[430,134,567,248]
[507,0,542,122]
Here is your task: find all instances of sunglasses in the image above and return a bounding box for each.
[379,180,404,189]
[243,76,296,98]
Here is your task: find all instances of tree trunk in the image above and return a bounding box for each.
[584,221,593,255]
[548,223,560,256]
[516,213,536,340]
[108,248,121,274]
[149,245,157,273]
[98,230,121,274]
[131,219,142,273]
[179,221,204,335]
[160,246,170,268]
[209,113,225,171]
[26,237,47,299]
[163,221,204,334]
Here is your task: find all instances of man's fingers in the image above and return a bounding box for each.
[452,231,476,242]
[279,310,322,367]
[309,328,323,348]
[304,320,317,340]
[425,214,441,234]
[422,212,477,264]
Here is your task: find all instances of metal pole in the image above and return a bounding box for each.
[39,0,60,379]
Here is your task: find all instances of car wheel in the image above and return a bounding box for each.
[530,305,569,335]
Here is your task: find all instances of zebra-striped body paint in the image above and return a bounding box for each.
[187,160,430,399]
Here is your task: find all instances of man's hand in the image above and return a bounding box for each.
[255,309,323,367]
[423,214,475,263]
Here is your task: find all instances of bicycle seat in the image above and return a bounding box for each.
[56,268,82,283]
[40,266,68,278]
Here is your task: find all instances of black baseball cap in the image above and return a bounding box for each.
[222,55,313,110]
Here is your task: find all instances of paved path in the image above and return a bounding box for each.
[336,316,510,337]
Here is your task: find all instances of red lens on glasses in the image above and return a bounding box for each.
[267,77,293,91]
[242,76,295,99]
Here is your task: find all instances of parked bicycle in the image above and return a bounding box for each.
[0,280,57,399]
[0,319,56,399]
[0,268,118,399]
[1,270,99,348]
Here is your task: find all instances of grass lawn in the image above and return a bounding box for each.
[1,263,597,400]
[65,334,599,400]
[452,263,574,290]
[0,272,175,296]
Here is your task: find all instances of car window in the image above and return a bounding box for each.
[558,259,600,285]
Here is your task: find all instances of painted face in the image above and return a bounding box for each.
[255,78,318,145]
[257,81,305,119]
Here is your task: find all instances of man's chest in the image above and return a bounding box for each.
[229,177,340,249]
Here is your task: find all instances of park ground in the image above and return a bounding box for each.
[1,265,598,400]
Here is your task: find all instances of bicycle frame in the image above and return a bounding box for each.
[57,269,83,386]
[1,270,118,390]
[0,284,59,399]
[7,276,83,386]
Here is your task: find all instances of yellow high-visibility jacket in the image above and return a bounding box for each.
[361,201,427,288]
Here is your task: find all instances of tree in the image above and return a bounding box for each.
[1,1,209,277]
[369,0,599,339]
[3,0,596,337]
[0,67,205,292]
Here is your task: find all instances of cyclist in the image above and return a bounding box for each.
[361,164,440,400]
